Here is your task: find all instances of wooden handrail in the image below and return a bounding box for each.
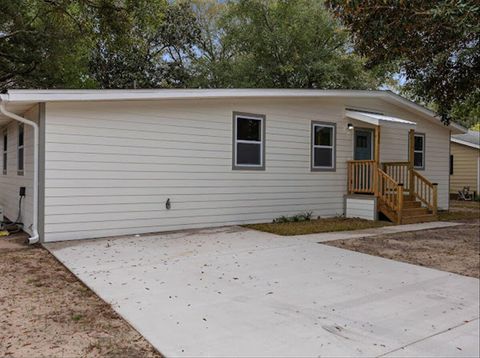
[411,169,438,214]
[382,161,410,166]
[376,168,403,223]
[347,160,376,163]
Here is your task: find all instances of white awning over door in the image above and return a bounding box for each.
[346,110,416,129]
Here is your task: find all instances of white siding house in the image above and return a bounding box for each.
[0,89,465,242]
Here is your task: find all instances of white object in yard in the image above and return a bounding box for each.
[345,195,377,220]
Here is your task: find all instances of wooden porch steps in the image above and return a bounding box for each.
[380,197,437,224]
[348,160,438,225]
[400,198,437,224]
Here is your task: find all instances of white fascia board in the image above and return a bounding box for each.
[4,89,383,103]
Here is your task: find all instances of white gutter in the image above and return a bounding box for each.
[0,95,39,244]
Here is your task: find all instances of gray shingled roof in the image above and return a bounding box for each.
[452,130,480,147]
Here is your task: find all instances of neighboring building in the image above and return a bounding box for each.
[0,89,465,243]
[450,130,480,196]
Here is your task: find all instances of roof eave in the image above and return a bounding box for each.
[2,89,467,134]
[451,137,480,150]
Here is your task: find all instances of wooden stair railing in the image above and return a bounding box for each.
[410,170,438,216]
[376,168,404,224]
[348,160,438,223]
[382,162,411,195]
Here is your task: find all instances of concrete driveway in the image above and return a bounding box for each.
[46,226,479,357]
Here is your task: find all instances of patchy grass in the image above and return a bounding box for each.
[439,200,480,221]
[325,221,480,278]
[0,240,161,358]
[247,200,479,236]
[438,210,480,221]
[246,217,392,236]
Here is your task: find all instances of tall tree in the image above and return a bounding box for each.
[185,0,385,89]
[187,0,235,88]
[0,0,92,89]
[88,1,199,88]
[327,0,480,124]
[211,0,384,89]
[0,0,200,90]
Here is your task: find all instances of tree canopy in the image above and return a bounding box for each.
[327,0,480,125]
[1,0,380,91]
[193,0,384,89]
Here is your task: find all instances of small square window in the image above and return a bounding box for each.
[414,152,423,168]
[414,136,423,151]
[314,126,333,146]
[314,147,333,167]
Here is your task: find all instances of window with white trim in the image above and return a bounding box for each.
[2,130,7,175]
[17,123,24,175]
[413,133,425,169]
[233,112,265,170]
[311,122,336,171]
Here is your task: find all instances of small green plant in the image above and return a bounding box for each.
[273,211,313,223]
[72,314,83,322]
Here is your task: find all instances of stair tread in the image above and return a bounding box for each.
[401,214,437,224]
[402,207,429,212]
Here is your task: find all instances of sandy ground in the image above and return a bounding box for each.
[0,235,161,358]
[325,219,480,278]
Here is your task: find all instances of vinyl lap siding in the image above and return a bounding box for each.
[345,197,376,220]
[43,98,452,242]
[0,105,37,235]
[43,99,353,241]
[450,142,479,193]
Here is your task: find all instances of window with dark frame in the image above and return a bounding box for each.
[312,122,335,170]
[413,133,425,169]
[17,124,24,175]
[2,130,7,175]
[450,155,454,175]
[233,113,265,169]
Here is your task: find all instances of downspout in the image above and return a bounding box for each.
[0,95,39,244]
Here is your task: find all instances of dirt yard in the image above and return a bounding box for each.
[0,235,161,358]
[326,202,480,278]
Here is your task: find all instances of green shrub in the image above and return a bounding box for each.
[273,211,312,223]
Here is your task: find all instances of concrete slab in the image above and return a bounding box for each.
[46,226,479,357]
[383,319,480,357]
